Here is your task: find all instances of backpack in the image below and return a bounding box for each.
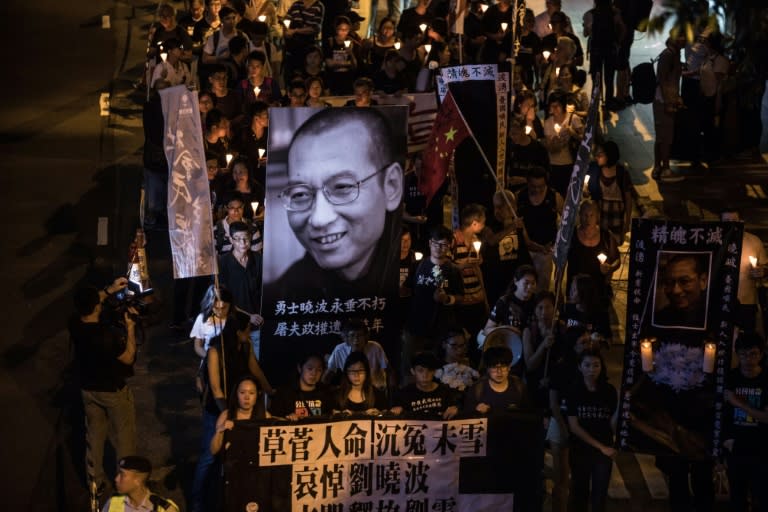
[631,58,658,104]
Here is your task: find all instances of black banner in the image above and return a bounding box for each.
[618,219,743,458]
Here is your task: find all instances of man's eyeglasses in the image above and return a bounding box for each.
[429,240,451,249]
[279,165,389,212]
[662,276,697,288]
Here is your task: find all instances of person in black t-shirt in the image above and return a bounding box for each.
[270,353,335,419]
[722,332,768,511]
[70,277,137,496]
[465,346,529,414]
[391,352,460,418]
[566,348,617,512]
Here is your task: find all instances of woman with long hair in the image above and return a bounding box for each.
[566,348,618,512]
[335,351,387,415]
[191,285,234,359]
[216,157,264,219]
[210,375,268,456]
[482,264,538,337]
[305,76,330,107]
[364,17,397,73]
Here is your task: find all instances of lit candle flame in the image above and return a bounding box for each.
[480,4,488,13]
[584,175,590,186]
[555,66,560,77]
[749,255,758,268]
[414,251,423,261]
[472,240,482,253]
[703,342,716,374]
[394,41,401,50]
[344,40,351,48]
[542,50,551,60]
[424,43,432,54]
[283,19,291,28]
[597,252,607,264]
[501,22,508,31]
[258,15,266,22]
[554,123,561,133]
[524,125,532,135]
[160,52,168,62]
[419,23,428,32]
[251,201,259,213]
[258,148,266,159]
[640,340,653,372]
[225,153,233,165]
[253,86,261,97]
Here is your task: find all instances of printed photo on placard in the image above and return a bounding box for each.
[652,251,713,330]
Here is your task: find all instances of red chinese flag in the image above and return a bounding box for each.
[419,90,470,205]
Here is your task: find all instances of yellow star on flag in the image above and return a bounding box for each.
[444,126,458,142]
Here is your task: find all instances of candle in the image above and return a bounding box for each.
[597,252,607,264]
[472,240,482,253]
[160,52,168,62]
[749,255,758,268]
[283,19,291,28]
[419,23,428,32]
[258,14,267,22]
[703,342,716,373]
[225,153,233,165]
[524,125,533,135]
[258,148,266,159]
[344,40,351,48]
[253,86,261,97]
[584,175,591,187]
[414,251,423,261]
[555,66,561,77]
[251,201,259,214]
[480,4,488,12]
[424,43,432,54]
[554,123,561,134]
[640,340,653,372]
[542,50,551,61]
[394,41,401,50]
[500,22,508,32]
[548,23,552,30]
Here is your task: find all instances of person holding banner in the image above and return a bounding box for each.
[210,375,268,457]
[334,351,388,415]
[465,346,530,415]
[270,352,335,419]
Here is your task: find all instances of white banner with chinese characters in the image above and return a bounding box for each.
[257,418,497,512]
[159,85,216,279]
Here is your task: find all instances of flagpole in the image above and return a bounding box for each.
[450,94,518,219]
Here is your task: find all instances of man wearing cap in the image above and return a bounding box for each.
[103,456,179,512]
[150,38,192,89]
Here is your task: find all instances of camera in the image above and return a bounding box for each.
[104,280,155,321]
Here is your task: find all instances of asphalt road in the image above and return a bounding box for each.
[1,0,767,510]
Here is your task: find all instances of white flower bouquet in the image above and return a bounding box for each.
[436,362,480,391]
[649,342,707,392]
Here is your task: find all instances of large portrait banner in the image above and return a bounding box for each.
[618,219,743,458]
[261,107,408,385]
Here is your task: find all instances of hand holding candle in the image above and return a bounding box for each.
[703,342,716,373]
[554,123,561,134]
[640,340,653,372]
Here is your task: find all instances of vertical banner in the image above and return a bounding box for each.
[495,72,509,190]
[261,107,407,385]
[618,219,743,458]
[159,85,215,279]
[552,81,601,275]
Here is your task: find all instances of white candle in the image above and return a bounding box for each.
[258,14,266,22]
[554,123,561,134]
[472,240,482,253]
[253,86,261,97]
[160,52,168,62]
[424,43,432,54]
[394,41,401,50]
[251,201,259,213]
[480,4,488,12]
[555,66,560,77]
[597,252,607,264]
[640,340,653,372]
[584,175,591,187]
[524,125,533,135]
[419,23,428,32]
[225,153,233,165]
[283,19,291,28]
[749,255,758,268]
[414,251,423,261]
[703,342,716,373]
[500,22,508,32]
[344,40,351,48]
[542,50,551,61]
[258,148,266,159]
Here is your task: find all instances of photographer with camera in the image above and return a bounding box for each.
[70,276,138,499]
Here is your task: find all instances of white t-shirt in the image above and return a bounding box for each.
[151,60,192,88]
[326,341,389,390]
[189,313,227,351]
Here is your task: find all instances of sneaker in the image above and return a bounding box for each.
[658,168,685,183]
[651,167,662,180]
